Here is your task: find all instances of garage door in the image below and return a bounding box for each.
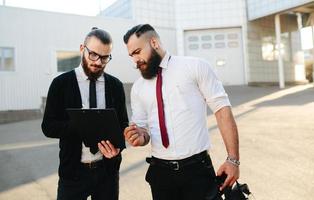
[184,28,245,85]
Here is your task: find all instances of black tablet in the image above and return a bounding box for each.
[67,108,125,149]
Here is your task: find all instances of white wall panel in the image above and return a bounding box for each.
[175,0,246,29]
[247,0,313,20]
[0,6,178,111]
[133,0,175,28]
[0,7,136,111]
[184,28,245,85]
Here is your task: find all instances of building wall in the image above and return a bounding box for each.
[247,0,314,20]
[99,0,178,55]
[101,0,247,59]
[247,14,304,83]
[173,0,248,84]
[0,7,130,111]
[174,0,247,57]
[100,0,176,28]
[0,6,178,111]
[132,0,176,28]
[2,2,308,112]
[175,0,246,29]
[98,0,132,19]
[184,28,246,85]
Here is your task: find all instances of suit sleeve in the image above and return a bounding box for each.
[116,81,129,131]
[41,78,74,139]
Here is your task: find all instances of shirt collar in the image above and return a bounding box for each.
[75,65,104,82]
[159,51,171,69]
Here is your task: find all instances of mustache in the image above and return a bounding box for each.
[90,64,102,68]
[136,61,146,69]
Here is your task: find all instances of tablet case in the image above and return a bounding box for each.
[67,108,126,149]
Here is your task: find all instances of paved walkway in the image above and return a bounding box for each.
[0,85,313,200]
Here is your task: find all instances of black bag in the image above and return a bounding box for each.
[222,181,252,200]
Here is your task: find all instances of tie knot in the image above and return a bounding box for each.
[158,67,162,74]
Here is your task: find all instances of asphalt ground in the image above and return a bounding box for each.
[0,84,313,200]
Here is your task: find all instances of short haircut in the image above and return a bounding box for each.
[123,24,159,44]
[84,27,112,45]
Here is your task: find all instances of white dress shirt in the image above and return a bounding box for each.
[75,66,105,163]
[131,52,231,160]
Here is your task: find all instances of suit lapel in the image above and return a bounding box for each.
[104,73,113,108]
[71,70,83,108]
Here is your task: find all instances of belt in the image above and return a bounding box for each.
[81,160,104,169]
[146,151,209,171]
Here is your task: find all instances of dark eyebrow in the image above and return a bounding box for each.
[89,48,110,58]
[129,48,141,57]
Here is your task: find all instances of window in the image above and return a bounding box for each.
[201,35,212,41]
[0,47,15,71]
[202,43,212,49]
[228,41,239,48]
[227,33,238,40]
[261,33,290,61]
[214,34,225,40]
[188,44,199,50]
[215,42,226,48]
[57,51,80,72]
[188,36,199,42]
[261,37,275,61]
[216,59,226,67]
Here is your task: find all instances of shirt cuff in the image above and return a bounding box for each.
[208,96,231,113]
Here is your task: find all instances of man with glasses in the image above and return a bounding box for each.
[42,27,128,200]
[123,24,239,200]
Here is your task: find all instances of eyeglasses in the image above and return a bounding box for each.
[84,46,112,64]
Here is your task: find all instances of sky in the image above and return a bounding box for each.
[1,0,118,16]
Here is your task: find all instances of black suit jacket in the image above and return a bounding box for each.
[41,70,128,180]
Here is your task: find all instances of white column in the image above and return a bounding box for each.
[275,14,285,88]
[241,0,249,85]
[311,21,314,83]
[296,13,302,30]
[295,13,307,82]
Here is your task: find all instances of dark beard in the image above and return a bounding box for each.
[81,56,104,80]
[139,49,162,80]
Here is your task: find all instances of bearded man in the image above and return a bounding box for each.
[42,27,128,200]
[123,24,240,200]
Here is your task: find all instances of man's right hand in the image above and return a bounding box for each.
[123,123,149,146]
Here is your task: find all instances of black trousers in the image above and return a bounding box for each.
[145,153,222,200]
[57,160,120,200]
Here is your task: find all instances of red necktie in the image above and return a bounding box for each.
[156,67,169,148]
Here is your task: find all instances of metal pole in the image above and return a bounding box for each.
[98,0,102,15]
[296,13,302,30]
[275,14,285,88]
[312,26,314,83]
[3,0,5,6]
[296,12,307,82]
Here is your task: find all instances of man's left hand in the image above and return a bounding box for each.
[216,161,240,191]
[98,140,120,159]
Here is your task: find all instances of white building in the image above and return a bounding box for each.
[0,6,176,122]
[1,0,314,121]
[100,0,314,86]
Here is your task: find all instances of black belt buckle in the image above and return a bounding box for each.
[146,157,152,164]
[169,161,180,171]
[83,161,100,169]
[89,162,97,169]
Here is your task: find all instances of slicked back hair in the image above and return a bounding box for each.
[123,24,159,44]
[84,27,112,45]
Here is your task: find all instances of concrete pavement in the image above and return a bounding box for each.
[0,84,313,200]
